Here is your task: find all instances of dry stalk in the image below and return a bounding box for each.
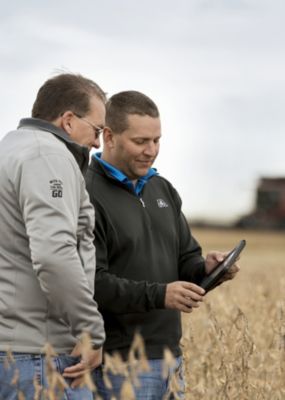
[42,343,67,400]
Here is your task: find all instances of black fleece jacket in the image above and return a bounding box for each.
[86,157,206,359]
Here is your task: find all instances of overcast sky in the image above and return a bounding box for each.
[1,0,284,223]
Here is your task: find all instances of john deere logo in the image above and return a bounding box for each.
[157,198,168,208]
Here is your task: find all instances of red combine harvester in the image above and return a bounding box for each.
[236,177,285,230]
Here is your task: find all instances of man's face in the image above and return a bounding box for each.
[69,95,105,150]
[108,114,161,180]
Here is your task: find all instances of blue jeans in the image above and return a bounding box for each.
[0,352,94,400]
[93,356,185,399]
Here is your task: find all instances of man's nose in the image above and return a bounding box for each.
[144,142,158,156]
[93,135,101,149]
[93,136,101,149]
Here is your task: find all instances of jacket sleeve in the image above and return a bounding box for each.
[18,154,105,348]
[93,203,166,314]
[178,212,206,283]
[169,184,207,284]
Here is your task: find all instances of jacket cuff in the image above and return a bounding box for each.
[155,284,167,309]
[195,261,207,284]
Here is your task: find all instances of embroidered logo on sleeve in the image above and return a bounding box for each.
[49,179,63,198]
[157,198,168,208]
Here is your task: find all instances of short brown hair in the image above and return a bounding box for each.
[106,91,159,133]
[32,73,106,121]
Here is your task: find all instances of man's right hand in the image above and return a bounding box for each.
[165,281,205,313]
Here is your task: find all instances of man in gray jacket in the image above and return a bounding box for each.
[0,73,106,400]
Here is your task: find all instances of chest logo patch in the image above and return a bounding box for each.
[50,179,63,198]
[157,198,168,208]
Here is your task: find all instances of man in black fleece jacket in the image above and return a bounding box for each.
[86,91,239,399]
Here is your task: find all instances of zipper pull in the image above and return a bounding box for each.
[139,198,146,207]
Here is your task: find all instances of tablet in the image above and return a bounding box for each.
[200,239,246,292]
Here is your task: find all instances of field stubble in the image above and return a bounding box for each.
[2,228,284,399]
[182,228,285,399]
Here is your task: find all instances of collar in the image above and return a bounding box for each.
[18,118,90,175]
[18,118,73,142]
[94,152,157,195]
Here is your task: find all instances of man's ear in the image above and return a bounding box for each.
[103,127,116,149]
[57,111,74,134]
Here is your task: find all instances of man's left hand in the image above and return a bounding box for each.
[205,250,240,285]
[63,346,102,388]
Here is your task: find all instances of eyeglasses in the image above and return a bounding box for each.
[74,113,104,138]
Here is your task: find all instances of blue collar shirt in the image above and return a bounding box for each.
[94,153,157,196]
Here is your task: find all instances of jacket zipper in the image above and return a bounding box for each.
[139,198,146,207]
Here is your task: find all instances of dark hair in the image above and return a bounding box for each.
[32,73,106,121]
[106,90,159,133]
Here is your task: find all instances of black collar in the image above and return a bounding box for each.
[18,118,90,175]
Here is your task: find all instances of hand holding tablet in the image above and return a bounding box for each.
[200,240,246,292]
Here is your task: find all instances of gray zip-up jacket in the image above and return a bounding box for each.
[0,118,105,353]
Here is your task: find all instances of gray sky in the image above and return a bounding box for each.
[1,0,284,223]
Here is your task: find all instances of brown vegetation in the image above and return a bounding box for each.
[2,228,284,399]
[182,228,285,399]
